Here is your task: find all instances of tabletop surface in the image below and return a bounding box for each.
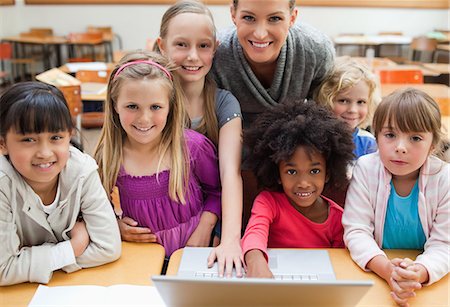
[166,248,449,307]
[1,242,165,307]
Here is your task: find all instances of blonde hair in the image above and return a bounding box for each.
[372,88,446,160]
[156,0,219,145]
[314,57,380,128]
[94,50,190,204]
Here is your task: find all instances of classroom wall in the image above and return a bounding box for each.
[1,1,449,51]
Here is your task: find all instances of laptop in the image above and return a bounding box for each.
[151,276,373,307]
[177,247,336,280]
[151,247,373,306]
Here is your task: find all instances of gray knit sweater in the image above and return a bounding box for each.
[211,22,335,128]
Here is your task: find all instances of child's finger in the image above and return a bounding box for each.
[207,250,217,268]
[399,258,414,268]
[393,266,420,282]
[391,258,404,266]
[234,257,244,278]
[397,280,422,292]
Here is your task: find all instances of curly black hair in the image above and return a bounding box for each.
[244,100,354,192]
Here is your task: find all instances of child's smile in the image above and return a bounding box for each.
[279,146,328,220]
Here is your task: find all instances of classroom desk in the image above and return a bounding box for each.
[421,63,450,75]
[350,56,398,69]
[59,62,116,74]
[334,35,412,57]
[375,64,441,77]
[166,248,449,306]
[380,83,450,116]
[1,242,165,307]
[2,35,67,69]
[66,35,110,62]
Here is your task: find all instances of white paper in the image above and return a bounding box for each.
[65,62,108,73]
[28,284,166,307]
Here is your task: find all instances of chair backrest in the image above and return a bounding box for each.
[29,28,53,36]
[68,32,104,43]
[0,42,12,59]
[75,70,111,83]
[87,26,113,40]
[411,36,438,52]
[59,85,83,116]
[378,69,424,84]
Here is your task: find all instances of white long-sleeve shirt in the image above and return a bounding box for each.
[342,152,450,285]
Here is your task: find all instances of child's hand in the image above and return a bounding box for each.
[70,220,90,257]
[118,216,157,243]
[207,240,244,278]
[244,249,273,279]
[391,258,427,289]
[388,258,425,306]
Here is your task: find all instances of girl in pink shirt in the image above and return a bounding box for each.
[241,100,354,278]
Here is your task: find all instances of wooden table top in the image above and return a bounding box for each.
[1,242,165,307]
[422,63,450,75]
[381,83,450,99]
[167,248,449,307]
[375,64,441,77]
[334,35,412,46]
[2,35,67,45]
[437,44,450,52]
[350,56,398,69]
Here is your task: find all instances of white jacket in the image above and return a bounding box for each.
[343,152,450,285]
[0,147,121,285]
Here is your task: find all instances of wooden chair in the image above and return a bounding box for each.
[76,69,110,83]
[0,41,36,82]
[87,26,119,62]
[0,42,13,84]
[410,36,438,62]
[75,69,110,128]
[29,28,53,36]
[58,85,83,143]
[378,69,424,84]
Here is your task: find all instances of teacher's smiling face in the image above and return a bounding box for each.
[231,0,297,67]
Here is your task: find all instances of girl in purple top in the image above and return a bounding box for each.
[94,51,221,256]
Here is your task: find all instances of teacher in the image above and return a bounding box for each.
[212,0,335,129]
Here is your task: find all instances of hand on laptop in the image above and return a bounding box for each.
[244,249,274,278]
[207,240,244,278]
[117,216,157,243]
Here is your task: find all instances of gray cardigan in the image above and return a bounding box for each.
[0,147,121,285]
[211,22,335,129]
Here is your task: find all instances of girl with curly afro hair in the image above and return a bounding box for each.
[241,100,354,278]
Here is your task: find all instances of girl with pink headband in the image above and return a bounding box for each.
[94,50,221,257]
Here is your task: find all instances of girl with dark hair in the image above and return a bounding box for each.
[241,100,354,278]
[0,82,121,286]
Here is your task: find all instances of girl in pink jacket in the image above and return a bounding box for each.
[343,88,449,306]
